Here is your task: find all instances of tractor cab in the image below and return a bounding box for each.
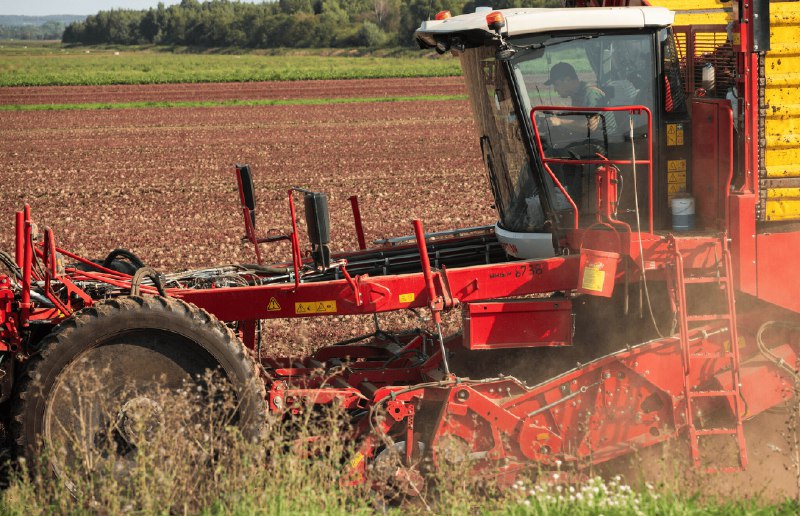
[417,7,685,258]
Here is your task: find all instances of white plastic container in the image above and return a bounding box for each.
[671,196,695,231]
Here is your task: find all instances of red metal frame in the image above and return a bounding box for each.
[349,195,367,250]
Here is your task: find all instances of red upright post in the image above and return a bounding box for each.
[14,210,24,268]
[349,196,367,250]
[20,205,32,327]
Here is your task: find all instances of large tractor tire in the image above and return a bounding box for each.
[11,295,266,482]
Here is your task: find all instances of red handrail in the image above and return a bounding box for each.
[530,105,654,231]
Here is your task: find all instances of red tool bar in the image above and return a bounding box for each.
[349,195,367,250]
[176,254,581,322]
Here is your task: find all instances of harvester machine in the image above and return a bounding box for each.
[2,0,800,491]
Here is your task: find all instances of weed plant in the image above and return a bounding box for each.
[0,367,796,514]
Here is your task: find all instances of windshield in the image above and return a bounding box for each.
[513,33,654,146]
[462,46,546,233]
[461,32,655,233]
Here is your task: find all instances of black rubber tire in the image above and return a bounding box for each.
[10,295,266,475]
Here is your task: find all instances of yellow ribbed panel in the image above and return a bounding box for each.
[765,188,800,221]
[764,200,800,221]
[763,1,800,220]
[766,148,800,179]
[645,0,732,25]
[673,12,729,25]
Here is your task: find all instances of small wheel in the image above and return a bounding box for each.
[11,295,266,484]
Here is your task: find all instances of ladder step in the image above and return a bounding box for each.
[687,314,731,322]
[689,389,737,398]
[683,276,723,284]
[694,428,739,436]
[690,352,733,359]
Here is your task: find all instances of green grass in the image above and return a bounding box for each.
[0,41,462,86]
[0,94,468,112]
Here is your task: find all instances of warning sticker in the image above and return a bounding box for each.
[667,159,686,172]
[667,159,687,201]
[267,297,281,311]
[667,124,677,146]
[666,124,685,146]
[668,172,687,184]
[399,293,415,303]
[295,300,337,314]
[581,264,606,292]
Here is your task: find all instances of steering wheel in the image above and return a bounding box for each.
[561,139,609,161]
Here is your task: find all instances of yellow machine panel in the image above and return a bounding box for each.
[645,0,732,25]
[762,2,800,221]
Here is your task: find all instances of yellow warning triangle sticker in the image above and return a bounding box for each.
[267,297,281,311]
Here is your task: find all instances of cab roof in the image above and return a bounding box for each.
[415,7,675,48]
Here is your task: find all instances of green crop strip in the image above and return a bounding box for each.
[0,45,462,87]
[0,94,468,112]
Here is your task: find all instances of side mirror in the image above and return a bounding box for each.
[304,192,331,269]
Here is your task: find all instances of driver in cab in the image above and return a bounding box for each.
[544,62,616,136]
[540,62,616,207]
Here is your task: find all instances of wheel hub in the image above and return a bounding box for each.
[116,396,164,447]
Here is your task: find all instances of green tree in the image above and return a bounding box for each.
[398,0,463,46]
[279,0,313,15]
[356,20,386,47]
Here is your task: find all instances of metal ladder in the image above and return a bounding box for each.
[669,235,748,472]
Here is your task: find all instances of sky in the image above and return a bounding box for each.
[0,1,266,16]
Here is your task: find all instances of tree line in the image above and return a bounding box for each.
[0,21,68,40]
[62,0,558,48]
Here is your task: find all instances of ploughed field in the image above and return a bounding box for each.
[0,76,467,105]
[0,77,494,350]
[0,77,493,268]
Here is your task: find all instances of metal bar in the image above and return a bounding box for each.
[373,225,494,246]
[288,190,302,289]
[413,220,439,323]
[349,195,367,250]
[54,246,131,278]
[14,210,23,268]
[530,113,579,228]
[530,105,653,231]
[20,206,32,327]
[413,220,450,377]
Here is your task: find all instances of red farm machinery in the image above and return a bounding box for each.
[1,0,800,491]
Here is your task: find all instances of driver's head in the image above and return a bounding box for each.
[545,62,580,98]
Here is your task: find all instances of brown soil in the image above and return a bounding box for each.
[0,77,467,105]
[0,80,491,270]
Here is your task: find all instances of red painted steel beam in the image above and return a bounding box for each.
[175,255,581,322]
